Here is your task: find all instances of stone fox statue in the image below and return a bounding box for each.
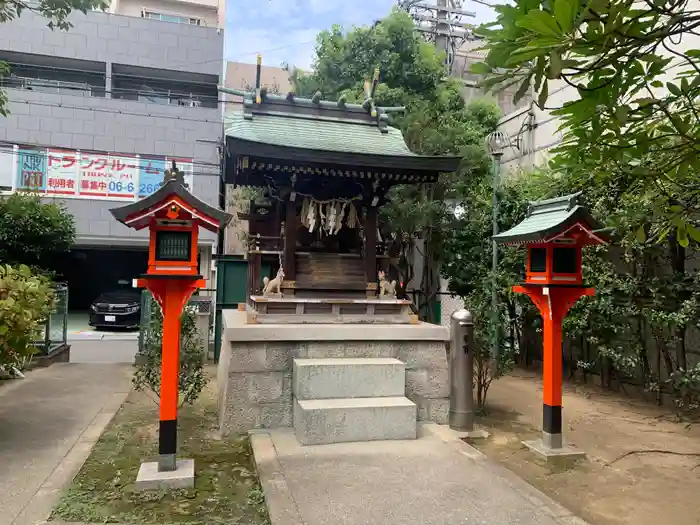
[262,267,285,296]
[378,270,397,298]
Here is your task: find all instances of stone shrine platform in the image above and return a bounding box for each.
[217,310,450,440]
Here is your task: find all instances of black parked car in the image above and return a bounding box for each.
[89,288,142,330]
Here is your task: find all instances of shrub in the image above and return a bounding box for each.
[0,264,56,370]
[132,297,207,406]
[0,193,75,270]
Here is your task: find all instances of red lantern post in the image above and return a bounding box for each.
[110,162,231,486]
[493,192,610,459]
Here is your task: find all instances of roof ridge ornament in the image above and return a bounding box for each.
[527,191,583,218]
[362,67,381,118]
[163,161,188,189]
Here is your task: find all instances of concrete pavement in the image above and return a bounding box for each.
[68,339,138,363]
[251,425,589,525]
[0,363,132,525]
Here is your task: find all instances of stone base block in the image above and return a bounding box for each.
[522,439,586,461]
[293,358,405,400]
[294,396,417,445]
[134,459,195,491]
[415,396,449,424]
[218,311,450,435]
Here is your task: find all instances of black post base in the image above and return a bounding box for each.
[542,403,562,435]
[158,419,177,472]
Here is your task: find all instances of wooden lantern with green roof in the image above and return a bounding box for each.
[218,61,461,323]
[494,192,611,460]
[495,192,611,287]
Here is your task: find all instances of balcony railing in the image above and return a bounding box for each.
[3,75,94,97]
[112,86,217,107]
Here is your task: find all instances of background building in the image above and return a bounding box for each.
[0,6,224,323]
[107,0,226,29]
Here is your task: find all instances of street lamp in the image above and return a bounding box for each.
[485,131,511,376]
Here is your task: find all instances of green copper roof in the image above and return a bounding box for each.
[220,87,461,173]
[493,192,610,245]
[224,111,416,157]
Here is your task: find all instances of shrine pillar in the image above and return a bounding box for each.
[364,205,377,298]
[283,197,297,295]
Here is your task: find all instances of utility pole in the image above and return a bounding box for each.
[399,0,477,73]
[435,0,448,65]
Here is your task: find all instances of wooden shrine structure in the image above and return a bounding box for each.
[219,70,460,324]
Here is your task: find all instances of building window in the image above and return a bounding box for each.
[111,65,218,108]
[141,10,201,25]
[0,60,106,98]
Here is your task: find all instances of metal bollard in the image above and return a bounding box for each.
[450,309,475,431]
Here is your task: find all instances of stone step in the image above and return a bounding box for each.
[293,396,417,445]
[293,358,405,400]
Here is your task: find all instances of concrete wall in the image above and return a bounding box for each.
[0,9,223,246]
[224,62,293,99]
[217,311,450,435]
[0,10,223,74]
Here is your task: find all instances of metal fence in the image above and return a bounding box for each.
[33,283,68,355]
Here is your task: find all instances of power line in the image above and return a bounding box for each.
[4,83,258,107]
[6,97,224,124]
[5,85,230,107]
[223,40,316,64]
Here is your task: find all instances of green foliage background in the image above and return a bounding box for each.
[470,0,700,413]
[132,298,207,406]
[0,193,76,271]
[288,5,700,413]
[0,264,56,369]
[289,9,502,323]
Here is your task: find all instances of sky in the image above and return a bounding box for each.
[224,0,497,71]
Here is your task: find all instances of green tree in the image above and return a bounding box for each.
[470,0,700,412]
[472,0,700,246]
[289,8,501,320]
[132,298,207,406]
[0,264,56,371]
[442,178,533,407]
[0,193,76,270]
[0,0,108,115]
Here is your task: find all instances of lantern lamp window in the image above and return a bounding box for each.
[155,230,192,261]
[553,247,577,274]
[529,248,547,273]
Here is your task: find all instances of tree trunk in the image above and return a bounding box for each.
[637,317,652,387]
[668,232,688,372]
